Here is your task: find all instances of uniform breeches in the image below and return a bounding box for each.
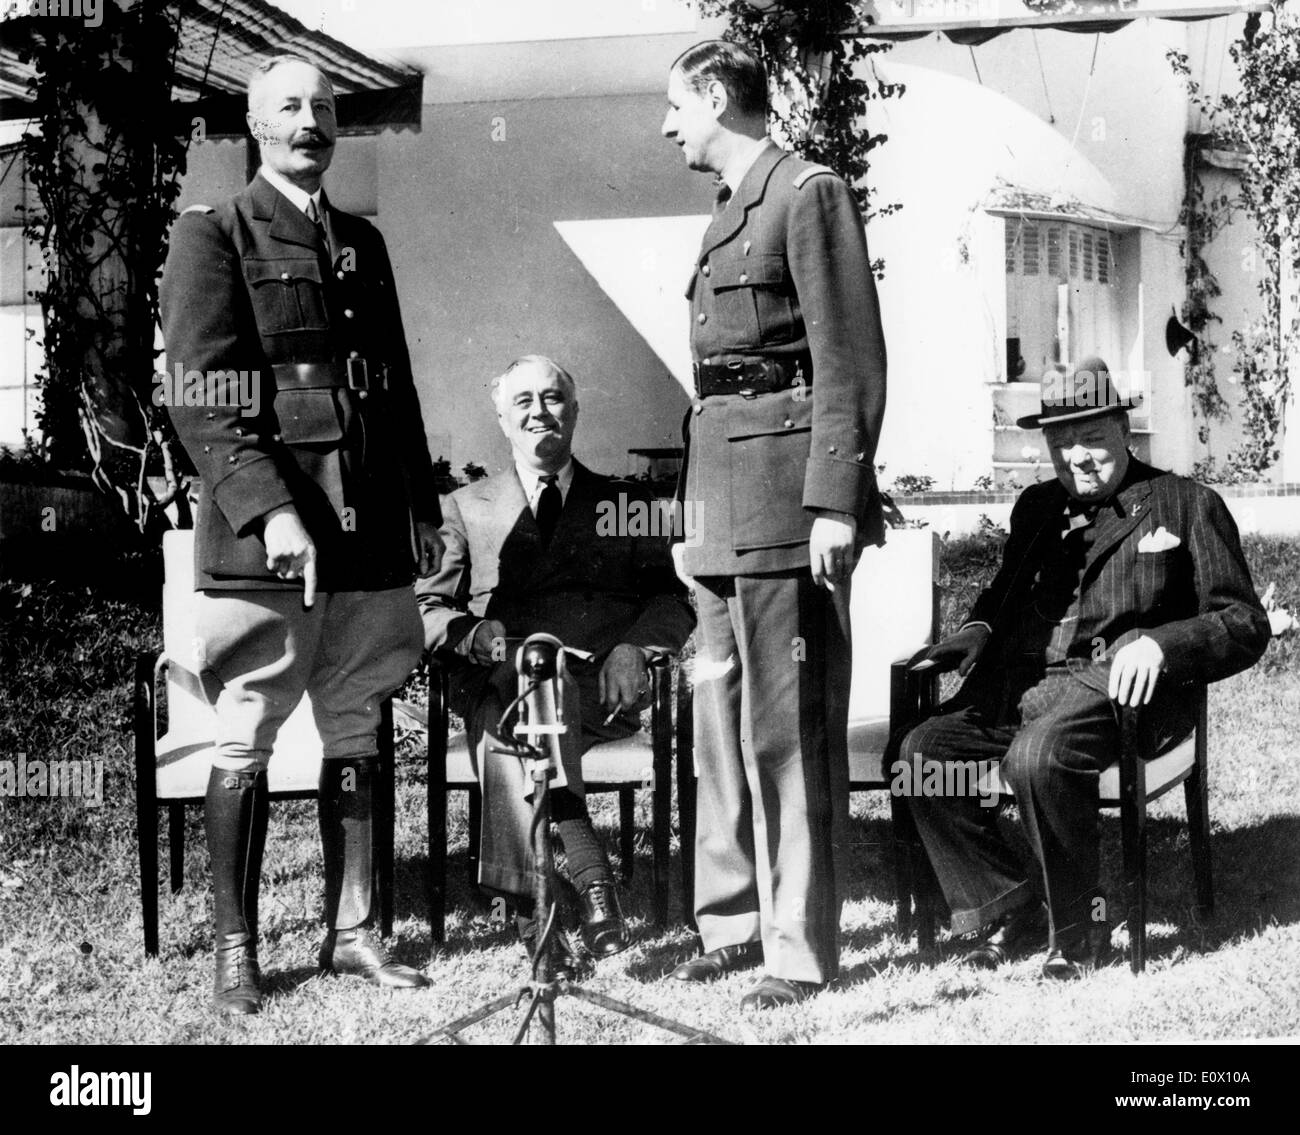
[196,587,424,771]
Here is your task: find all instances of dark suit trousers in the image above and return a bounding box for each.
[901,666,1129,941]
[455,658,637,897]
[693,571,851,984]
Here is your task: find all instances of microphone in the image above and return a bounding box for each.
[514,633,568,785]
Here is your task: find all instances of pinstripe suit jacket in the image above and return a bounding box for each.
[960,459,1269,727]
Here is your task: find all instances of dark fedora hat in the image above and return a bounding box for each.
[1015,356,1142,429]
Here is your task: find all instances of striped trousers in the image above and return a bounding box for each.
[899,664,1182,942]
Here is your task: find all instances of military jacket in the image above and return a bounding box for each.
[159,173,440,592]
[679,142,887,576]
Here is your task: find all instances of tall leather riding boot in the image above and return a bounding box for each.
[204,766,268,1015]
[317,756,428,989]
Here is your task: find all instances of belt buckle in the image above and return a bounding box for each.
[346,357,369,392]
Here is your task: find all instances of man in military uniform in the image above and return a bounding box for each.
[160,56,443,1014]
[660,40,887,1008]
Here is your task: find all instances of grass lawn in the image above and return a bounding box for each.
[1,535,1297,1045]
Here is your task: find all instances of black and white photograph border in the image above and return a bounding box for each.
[0,0,1297,1066]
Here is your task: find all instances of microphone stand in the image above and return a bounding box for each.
[420,635,731,1046]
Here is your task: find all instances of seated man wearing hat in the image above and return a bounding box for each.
[895,357,1270,977]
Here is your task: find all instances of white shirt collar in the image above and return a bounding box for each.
[259,163,324,217]
[515,458,574,513]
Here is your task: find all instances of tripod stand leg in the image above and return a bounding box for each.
[531,763,556,1045]
[562,985,735,1045]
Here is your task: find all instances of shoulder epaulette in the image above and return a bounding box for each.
[793,165,835,189]
[181,204,215,215]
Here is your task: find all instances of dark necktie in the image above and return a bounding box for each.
[305,197,331,261]
[536,474,562,546]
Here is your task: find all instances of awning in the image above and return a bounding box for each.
[983,181,1172,231]
[0,0,422,135]
[854,0,1270,43]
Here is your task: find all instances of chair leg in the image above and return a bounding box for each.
[134,654,160,957]
[1186,706,1213,918]
[889,791,915,939]
[428,791,446,946]
[377,701,396,939]
[168,803,185,894]
[466,785,482,892]
[1119,709,1147,974]
[427,666,448,944]
[650,661,671,928]
[675,667,697,931]
[912,839,939,957]
[618,788,635,885]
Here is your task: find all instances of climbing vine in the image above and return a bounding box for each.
[16,1,190,530]
[694,0,902,277]
[1169,3,1300,479]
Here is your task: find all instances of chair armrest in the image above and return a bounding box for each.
[889,650,961,738]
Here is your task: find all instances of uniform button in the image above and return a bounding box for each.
[336,270,346,281]
[828,446,837,454]
[280,271,290,280]
[205,411,215,420]
[344,308,355,319]
[738,273,749,284]
[228,455,238,464]
[692,401,704,415]
[203,445,211,454]
[357,390,368,401]
[272,433,283,443]
[701,264,710,277]
[856,451,866,462]
[697,313,707,325]
[783,419,794,428]
[234,427,245,437]
[349,350,360,359]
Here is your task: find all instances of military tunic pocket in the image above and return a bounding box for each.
[274,388,344,445]
[725,393,812,551]
[244,258,328,333]
[710,254,794,346]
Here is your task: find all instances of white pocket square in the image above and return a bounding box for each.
[1137,526,1181,553]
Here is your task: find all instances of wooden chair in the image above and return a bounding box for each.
[675,529,942,929]
[423,650,677,943]
[893,653,1211,973]
[132,530,396,956]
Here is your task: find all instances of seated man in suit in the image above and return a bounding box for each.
[416,355,694,967]
[896,357,1270,978]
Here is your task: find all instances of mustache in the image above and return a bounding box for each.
[293,131,334,147]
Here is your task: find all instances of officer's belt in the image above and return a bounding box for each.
[272,359,386,394]
[693,354,811,398]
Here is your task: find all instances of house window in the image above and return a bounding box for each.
[1004,218,1122,382]
[0,148,43,448]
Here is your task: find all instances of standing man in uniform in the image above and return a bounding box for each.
[161,56,443,1015]
[660,40,887,1008]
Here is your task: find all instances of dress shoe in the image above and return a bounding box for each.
[671,940,763,982]
[319,927,429,988]
[577,879,633,957]
[961,902,1048,970]
[214,941,262,1016]
[739,974,822,1010]
[1041,924,1114,980]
